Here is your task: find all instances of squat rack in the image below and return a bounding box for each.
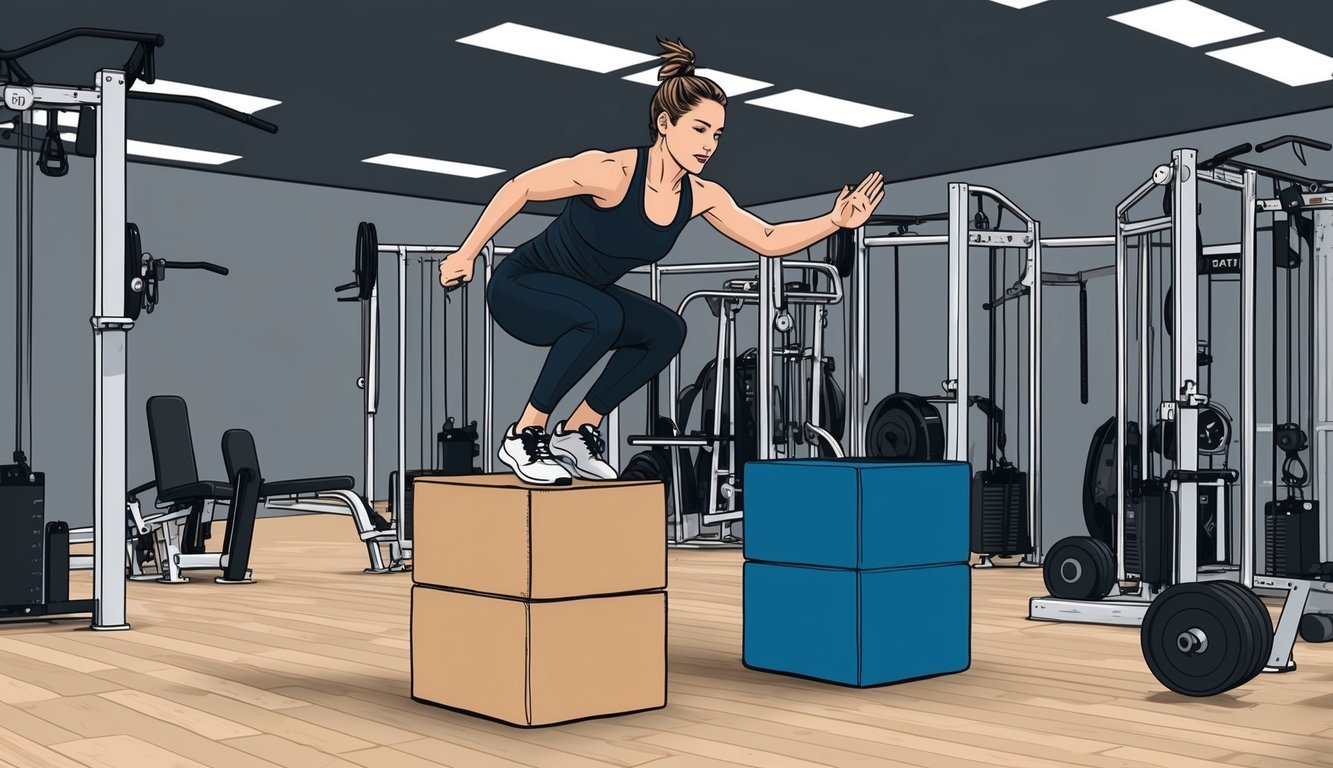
[0,28,277,629]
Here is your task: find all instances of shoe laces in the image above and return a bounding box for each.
[575,424,606,459]
[519,426,556,462]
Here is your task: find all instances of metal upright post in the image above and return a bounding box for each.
[364,276,378,507]
[396,247,407,548]
[757,256,776,460]
[947,183,970,463]
[1241,170,1258,586]
[1027,221,1043,564]
[91,69,130,631]
[852,225,867,456]
[1314,207,1333,564]
[483,243,495,472]
[1172,149,1201,584]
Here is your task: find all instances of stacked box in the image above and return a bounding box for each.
[742,459,972,687]
[410,474,667,727]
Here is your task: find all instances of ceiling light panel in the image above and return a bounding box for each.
[457,22,658,73]
[363,153,504,178]
[1207,38,1333,87]
[987,0,1052,8]
[744,89,911,128]
[621,67,772,97]
[1109,0,1262,48]
[127,140,241,165]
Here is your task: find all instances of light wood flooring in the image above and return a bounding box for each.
[2,514,1331,768]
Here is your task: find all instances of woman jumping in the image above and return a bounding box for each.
[439,38,884,485]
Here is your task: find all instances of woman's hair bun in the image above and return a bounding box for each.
[656,37,696,80]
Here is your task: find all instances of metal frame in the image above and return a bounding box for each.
[846,184,1044,564]
[626,259,844,546]
[274,240,514,563]
[1027,149,1333,675]
[9,70,134,630]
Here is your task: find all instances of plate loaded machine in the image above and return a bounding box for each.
[1209,137,1333,670]
[622,257,845,546]
[0,28,276,628]
[274,225,513,567]
[839,186,1043,567]
[1031,142,1333,697]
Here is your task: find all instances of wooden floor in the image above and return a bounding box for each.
[5,515,1332,768]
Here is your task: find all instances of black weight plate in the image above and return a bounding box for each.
[1198,404,1231,455]
[1141,581,1255,697]
[1298,613,1333,643]
[1043,536,1116,600]
[1201,581,1264,688]
[1082,418,1117,547]
[125,222,145,321]
[820,365,846,442]
[356,221,379,300]
[825,228,855,279]
[620,449,677,519]
[866,393,944,461]
[1092,534,1118,589]
[1209,580,1273,680]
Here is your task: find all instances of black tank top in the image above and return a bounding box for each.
[510,146,693,287]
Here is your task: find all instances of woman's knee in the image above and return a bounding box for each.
[662,311,688,352]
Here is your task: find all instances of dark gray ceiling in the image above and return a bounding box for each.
[6,0,1333,213]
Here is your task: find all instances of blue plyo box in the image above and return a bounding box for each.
[742,561,971,687]
[743,459,971,570]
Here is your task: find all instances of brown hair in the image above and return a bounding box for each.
[648,38,727,142]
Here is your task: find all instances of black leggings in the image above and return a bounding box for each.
[487,258,687,416]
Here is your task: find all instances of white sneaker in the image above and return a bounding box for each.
[498,425,572,485]
[549,421,620,481]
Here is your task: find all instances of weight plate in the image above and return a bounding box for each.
[125,222,145,321]
[1209,580,1273,681]
[1140,581,1257,697]
[355,221,379,300]
[1043,536,1116,601]
[620,449,677,519]
[865,392,944,461]
[1149,403,1232,461]
[1082,418,1117,547]
[825,228,855,279]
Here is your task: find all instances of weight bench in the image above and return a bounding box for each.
[72,395,404,581]
[221,428,407,576]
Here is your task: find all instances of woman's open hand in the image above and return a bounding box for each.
[830,171,885,229]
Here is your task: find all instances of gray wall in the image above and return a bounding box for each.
[0,162,558,525]
[658,105,1333,552]
[5,105,1331,550]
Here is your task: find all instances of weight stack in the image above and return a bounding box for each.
[1265,499,1320,577]
[970,466,1030,557]
[409,474,666,727]
[0,466,45,615]
[742,459,971,687]
[1138,481,1175,585]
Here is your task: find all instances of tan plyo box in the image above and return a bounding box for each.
[411,585,667,727]
[411,474,666,599]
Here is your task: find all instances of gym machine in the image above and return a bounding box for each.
[622,257,846,546]
[0,28,276,628]
[1029,141,1333,696]
[1030,149,1250,624]
[272,224,507,567]
[839,186,1044,566]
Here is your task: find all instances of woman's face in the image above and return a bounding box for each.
[659,99,725,175]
